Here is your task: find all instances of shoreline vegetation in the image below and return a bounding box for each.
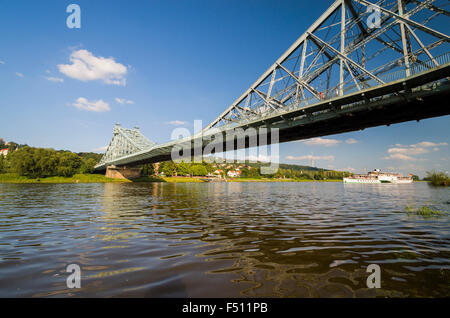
[425,171,450,187]
[0,173,348,184]
[0,143,446,185]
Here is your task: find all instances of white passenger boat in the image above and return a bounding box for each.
[343,169,413,184]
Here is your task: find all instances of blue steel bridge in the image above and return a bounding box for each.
[95,0,450,172]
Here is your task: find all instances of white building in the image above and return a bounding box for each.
[227,170,241,178]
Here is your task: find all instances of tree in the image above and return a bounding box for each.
[190,164,207,176]
[161,161,177,176]
[202,161,215,174]
[9,147,82,178]
[7,142,19,152]
[240,167,260,178]
[56,152,82,177]
[0,155,5,173]
[77,152,103,163]
[142,163,156,176]
[10,147,56,178]
[177,161,190,176]
[79,158,97,174]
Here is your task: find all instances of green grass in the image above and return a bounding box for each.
[405,203,448,218]
[0,173,129,183]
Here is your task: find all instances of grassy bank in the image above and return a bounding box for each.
[0,173,129,184]
[0,173,345,184]
[0,174,212,184]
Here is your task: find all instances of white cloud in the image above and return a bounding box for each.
[286,155,335,161]
[345,138,358,144]
[301,137,341,147]
[15,72,23,77]
[45,76,64,83]
[93,146,108,152]
[58,49,127,85]
[115,98,134,105]
[387,147,428,155]
[383,141,447,161]
[71,97,110,112]
[411,141,447,148]
[382,154,423,161]
[0,60,5,65]
[166,120,187,126]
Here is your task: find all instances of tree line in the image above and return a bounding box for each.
[148,161,216,177]
[0,146,102,178]
[143,160,352,180]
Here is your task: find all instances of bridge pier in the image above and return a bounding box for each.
[106,165,142,179]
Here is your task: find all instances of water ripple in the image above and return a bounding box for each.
[0,182,449,297]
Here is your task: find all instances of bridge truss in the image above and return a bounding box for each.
[203,0,450,131]
[97,125,156,167]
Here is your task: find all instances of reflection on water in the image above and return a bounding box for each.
[0,182,449,297]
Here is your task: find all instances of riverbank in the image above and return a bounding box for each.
[0,173,212,184]
[231,177,342,182]
[0,173,129,183]
[0,173,346,184]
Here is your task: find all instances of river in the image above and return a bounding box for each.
[0,182,449,297]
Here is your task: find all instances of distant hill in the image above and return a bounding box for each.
[203,157,334,173]
[278,163,323,172]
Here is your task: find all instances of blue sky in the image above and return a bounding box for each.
[0,0,448,177]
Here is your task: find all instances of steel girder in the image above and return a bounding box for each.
[202,0,450,131]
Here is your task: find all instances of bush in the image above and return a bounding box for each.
[426,171,450,187]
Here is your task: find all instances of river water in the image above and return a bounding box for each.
[0,182,449,297]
